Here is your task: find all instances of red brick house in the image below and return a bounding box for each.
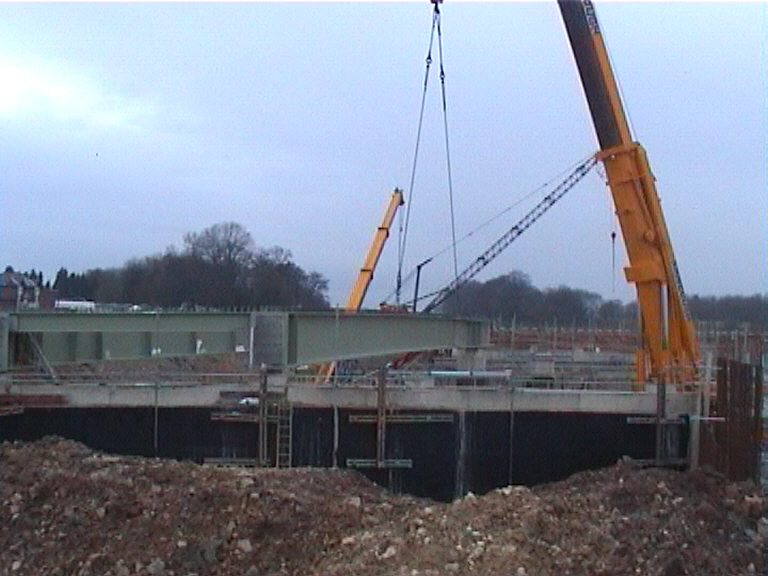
[0,270,56,311]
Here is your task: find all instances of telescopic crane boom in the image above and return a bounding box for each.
[316,188,405,381]
[557,0,699,387]
[344,189,405,311]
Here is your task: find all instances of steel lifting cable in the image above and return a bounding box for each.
[382,153,596,306]
[397,4,440,304]
[435,3,462,300]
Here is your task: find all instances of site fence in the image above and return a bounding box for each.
[699,358,763,483]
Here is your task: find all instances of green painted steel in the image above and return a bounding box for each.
[3,310,489,368]
[14,312,250,333]
[285,311,488,366]
[9,312,250,365]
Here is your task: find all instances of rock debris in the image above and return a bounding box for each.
[0,437,764,576]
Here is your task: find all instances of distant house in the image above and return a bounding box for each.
[0,270,56,312]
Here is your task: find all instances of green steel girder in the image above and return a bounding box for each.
[8,312,250,366]
[284,311,489,367]
[3,310,489,368]
[13,312,250,333]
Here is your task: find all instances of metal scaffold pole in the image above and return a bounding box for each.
[259,367,268,466]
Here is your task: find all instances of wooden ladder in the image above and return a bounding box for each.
[272,399,292,468]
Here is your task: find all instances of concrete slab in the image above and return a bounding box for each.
[286,383,697,415]
[4,380,696,416]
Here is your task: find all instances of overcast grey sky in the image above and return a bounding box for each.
[0,1,765,307]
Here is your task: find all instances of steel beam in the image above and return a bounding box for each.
[6,310,489,368]
[284,311,489,367]
[10,311,250,366]
[14,312,250,333]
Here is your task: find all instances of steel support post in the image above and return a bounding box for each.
[248,312,256,369]
[655,375,667,462]
[376,366,387,468]
[259,368,268,466]
[455,410,467,498]
[689,386,702,470]
[508,396,515,485]
[333,405,339,469]
[153,378,160,457]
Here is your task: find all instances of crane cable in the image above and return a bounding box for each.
[397,4,440,304]
[382,152,597,306]
[435,2,462,303]
[397,1,459,305]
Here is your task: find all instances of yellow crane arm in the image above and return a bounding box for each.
[317,188,405,382]
[558,0,699,387]
[345,188,405,310]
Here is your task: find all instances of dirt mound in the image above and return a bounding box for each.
[1,438,764,575]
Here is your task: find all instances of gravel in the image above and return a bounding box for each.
[1,437,764,576]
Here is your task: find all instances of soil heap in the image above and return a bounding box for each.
[1,438,764,576]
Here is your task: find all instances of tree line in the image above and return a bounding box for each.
[439,271,768,331]
[8,225,767,328]
[52,222,329,310]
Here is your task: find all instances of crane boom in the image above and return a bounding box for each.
[558,0,699,386]
[345,188,405,310]
[317,188,405,381]
[423,156,596,313]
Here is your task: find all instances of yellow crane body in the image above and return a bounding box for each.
[344,188,405,310]
[558,0,699,388]
[316,188,405,382]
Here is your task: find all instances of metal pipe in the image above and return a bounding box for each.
[412,257,433,313]
[426,370,511,379]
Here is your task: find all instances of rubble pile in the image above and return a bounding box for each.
[1,438,764,576]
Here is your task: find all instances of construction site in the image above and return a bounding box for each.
[1,0,765,575]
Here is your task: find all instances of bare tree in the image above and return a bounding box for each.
[49,222,330,310]
[183,222,255,270]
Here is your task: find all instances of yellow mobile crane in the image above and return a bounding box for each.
[558,0,699,387]
[316,188,405,381]
[344,188,405,311]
